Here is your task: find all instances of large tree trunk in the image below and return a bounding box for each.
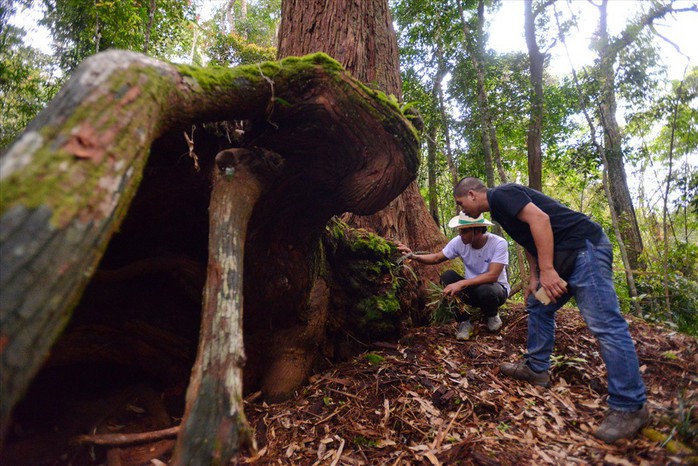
[0,50,419,454]
[524,0,544,192]
[278,0,447,286]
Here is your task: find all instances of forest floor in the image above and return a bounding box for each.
[3,304,696,465]
[239,303,697,465]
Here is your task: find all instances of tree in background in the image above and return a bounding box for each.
[524,0,545,190]
[626,67,698,334]
[204,0,279,66]
[38,0,195,72]
[587,0,696,271]
[0,24,58,148]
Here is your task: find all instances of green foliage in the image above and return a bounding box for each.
[201,0,280,66]
[674,392,697,446]
[616,30,664,110]
[425,281,459,325]
[0,23,60,148]
[206,32,275,66]
[39,0,195,71]
[634,248,698,336]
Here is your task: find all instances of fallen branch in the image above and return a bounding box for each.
[72,426,179,446]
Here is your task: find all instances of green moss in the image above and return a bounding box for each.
[2,49,417,262]
[353,435,379,447]
[0,64,174,227]
[362,352,385,365]
[175,52,344,93]
[357,294,400,323]
[349,231,395,257]
[176,62,278,91]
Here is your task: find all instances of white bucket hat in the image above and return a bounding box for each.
[448,212,494,230]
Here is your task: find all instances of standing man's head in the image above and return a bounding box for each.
[454,177,490,217]
[448,212,492,246]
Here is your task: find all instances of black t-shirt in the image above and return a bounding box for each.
[487,184,603,256]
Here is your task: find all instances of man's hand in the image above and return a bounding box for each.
[396,241,412,256]
[538,267,567,302]
[443,281,466,297]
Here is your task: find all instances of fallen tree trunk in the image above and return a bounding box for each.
[0,50,419,458]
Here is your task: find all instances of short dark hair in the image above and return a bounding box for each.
[454,177,487,198]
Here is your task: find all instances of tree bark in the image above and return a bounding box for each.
[277,0,447,283]
[457,0,496,188]
[434,52,458,189]
[524,0,544,192]
[172,149,277,466]
[144,0,156,54]
[0,50,418,445]
[595,0,644,270]
[426,120,440,226]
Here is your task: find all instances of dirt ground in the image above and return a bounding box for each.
[239,303,697,465]
[2,304,696,465]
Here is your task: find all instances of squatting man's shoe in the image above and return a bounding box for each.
[500,362,550,387]
[455,321,474,340]
[594,405,650,443]
[486,314,502,332]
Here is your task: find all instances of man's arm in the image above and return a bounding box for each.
[443,262,505,296]
[396,242,448,265]
[516,203,567,300]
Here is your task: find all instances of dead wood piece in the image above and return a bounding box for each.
[172,149,279,466]
[72,426,179,446]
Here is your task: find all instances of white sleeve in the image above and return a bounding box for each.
[441,237,461,260]
[490,237,509,265]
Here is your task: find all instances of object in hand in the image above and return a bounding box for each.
[534,279,567,305]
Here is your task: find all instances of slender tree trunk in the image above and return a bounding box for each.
[278,0,447,282]
[224,0,235,34]
[94,0,100,53]
[662,81,683,315]
[426,121,440,226]
[596,0,644,270]
[457,0,495,188]
[524,0,544,192]
[554,16,642,314]
[144,0,156,54]
[190,17,199,64]
[434,51,458,189]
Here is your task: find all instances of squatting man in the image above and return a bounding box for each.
[397,212,510,340]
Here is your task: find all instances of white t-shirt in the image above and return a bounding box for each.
[442,233,510,294]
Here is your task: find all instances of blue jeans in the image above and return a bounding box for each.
[525,234,646,411]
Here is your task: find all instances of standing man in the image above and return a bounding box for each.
[398,212,509,340]
[453,177,648,443]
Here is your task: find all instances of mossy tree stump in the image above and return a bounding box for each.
[0,50,419,464]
